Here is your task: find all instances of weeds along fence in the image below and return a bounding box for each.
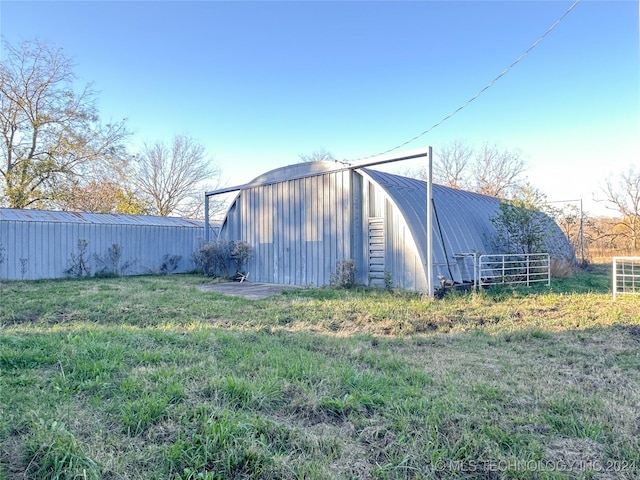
[0,209,206,280]
[477,253,551,289]
[613,256,640,300]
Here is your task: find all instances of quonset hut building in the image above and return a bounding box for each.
[206,149,574,293]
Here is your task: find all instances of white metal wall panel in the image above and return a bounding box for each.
[0,209,203,280]
[383,195,427,292]
[219,167,354,287]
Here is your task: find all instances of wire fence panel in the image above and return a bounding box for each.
[478,253,550,288]
[613,257,640,300]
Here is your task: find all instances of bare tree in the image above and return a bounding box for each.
[407,140,526,198]
[134,135,220,217]
[473,143,526,197]
[298,148,336,163]
[0,38,129,208]
[434,139,474,189]
[598,167,640,250]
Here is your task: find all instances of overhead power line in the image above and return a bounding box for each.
[349,0,581,162]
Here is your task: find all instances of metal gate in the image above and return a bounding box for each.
[613,256,640,300]
[478,253,550,288]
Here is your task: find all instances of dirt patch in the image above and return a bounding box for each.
[545,437,615,479]
[5,310,41,325]
[198,281,304,300]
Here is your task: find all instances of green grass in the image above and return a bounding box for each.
[1,268,639,479]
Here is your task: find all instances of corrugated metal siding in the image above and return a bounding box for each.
[219,169,353,286]
[216,163,574,293]
[0,208,203,227]
[360,169,499,288]
[360,178,427,291]
[360,169,574,289]
[0,209,203,280]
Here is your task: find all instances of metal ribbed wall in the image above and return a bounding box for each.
[0,209,203,280]
[359,172,427,291]
[219,167,353,286]
[361,169,575,289]
[217,162,575,292]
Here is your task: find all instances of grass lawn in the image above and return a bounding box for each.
[1,265,639,479]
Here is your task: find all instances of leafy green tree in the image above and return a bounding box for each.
[0,38,130,209]
[61,179,149,214]
[490,186,551,255]
[56,151,149,214]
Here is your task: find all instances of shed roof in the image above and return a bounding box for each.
[0,208,204,228]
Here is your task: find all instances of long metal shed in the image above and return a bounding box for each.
[0,209,204,280]
[212,153,574,293]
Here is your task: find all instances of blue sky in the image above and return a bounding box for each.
[1,0,638,216]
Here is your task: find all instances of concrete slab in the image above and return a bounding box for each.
[198,281,303,300]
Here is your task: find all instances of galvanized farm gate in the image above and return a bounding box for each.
[613,256,640,300]
[477,253,551,288]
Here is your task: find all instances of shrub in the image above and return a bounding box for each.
[65,239,91,277]
[94,243,134,277]
[0,243,5,279]
[193,240,233,277]
[330,259,356,288]
[384,271,393,290]
[550,256,577,278]
[231,241,253,274]
[193,240,254,278]
[19,258,29,280]
[490,201,549,255]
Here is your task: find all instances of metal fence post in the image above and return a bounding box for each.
[613,257,618,301]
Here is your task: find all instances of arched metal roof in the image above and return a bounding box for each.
[360,169,502,283]
[248,160,348,184]
[214,153,575,290]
